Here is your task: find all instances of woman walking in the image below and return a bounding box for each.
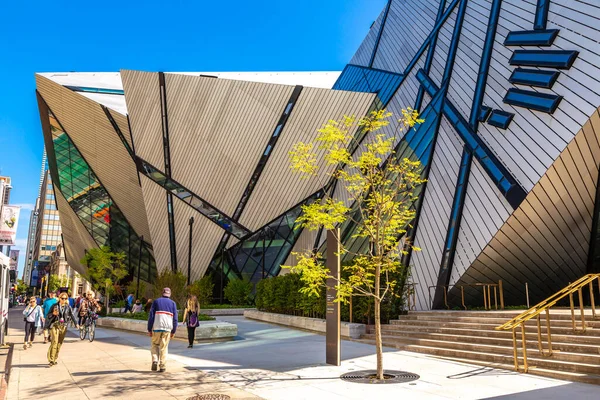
[182,295,200,348]
[45,292,79,366]
[22,297,44,349]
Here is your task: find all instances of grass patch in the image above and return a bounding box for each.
[106,312,215,322]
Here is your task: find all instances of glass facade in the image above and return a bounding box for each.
[46,107,156,282]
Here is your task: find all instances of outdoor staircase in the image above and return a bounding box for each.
[359,310,600,385]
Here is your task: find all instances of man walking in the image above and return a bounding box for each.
[125,293,134,313]
[147,287,178,372]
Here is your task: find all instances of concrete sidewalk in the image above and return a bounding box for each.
[5,307,259,399]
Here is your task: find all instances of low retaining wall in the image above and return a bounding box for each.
[244,310,366,339]
[200,308,255,316]
[97,317,238,342]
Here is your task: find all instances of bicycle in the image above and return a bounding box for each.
[79,311,98,342]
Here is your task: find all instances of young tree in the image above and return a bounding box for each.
[16,279,28,296]
[47,274,69,293]
[81,246,128,310]
[287,109,425,380]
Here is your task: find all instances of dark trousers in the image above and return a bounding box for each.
[187,327,196,345]
[24,321,36,342]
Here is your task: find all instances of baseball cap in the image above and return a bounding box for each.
[162,287,171,297]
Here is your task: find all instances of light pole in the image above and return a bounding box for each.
[136,236,144,299]
[187,217,194,286]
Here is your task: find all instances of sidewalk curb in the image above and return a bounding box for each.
[0,343,14,400]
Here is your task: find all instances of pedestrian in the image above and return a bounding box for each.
[144,298,153,313]
[23,297,44,349]
[42,292,58,344]
[68,295,75,309]
[132,299,143,313]
[183,295,200,348]
[45,292,79,367]
[125,293,134,313]
[147,288,177,372]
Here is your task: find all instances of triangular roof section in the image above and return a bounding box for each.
[37,71,342,116]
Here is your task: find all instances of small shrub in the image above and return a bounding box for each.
[189,274,215,306]
[224,278,253,306]
[153,270,188,308]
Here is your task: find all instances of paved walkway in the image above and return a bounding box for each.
[5,309,600,399]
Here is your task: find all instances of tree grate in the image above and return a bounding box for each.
[186,395,231,400]
[340,370,420,384]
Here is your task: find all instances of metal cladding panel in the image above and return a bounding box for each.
[428,4,457,88]
[446,0,490,119]
[411,117,463,310]
[452,108,600,305]
[172,198,223,281]
[239,87,375,231]
[450,157,513,287]
[283,227,317,269]
[349,7,385,67]
[473,0,600,192]
[53,186,99,276]
[140,175,171,275]
[110,110,133,149]
[120,70,164,170]
[35,75,152,241]
[372,0,439,74]
[164,73,294,216]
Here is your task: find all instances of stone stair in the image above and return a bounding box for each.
[359,310,600,385]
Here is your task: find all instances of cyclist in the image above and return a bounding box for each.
[79,291,102,328]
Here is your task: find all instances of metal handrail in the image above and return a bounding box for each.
[428,281,504,311]
[496,273,600,373]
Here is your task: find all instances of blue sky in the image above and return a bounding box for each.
[0,0,385,276]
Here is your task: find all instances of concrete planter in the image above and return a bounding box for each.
[244,310,366,339]
[107,307,126,314]
[97,317,237,342]
[200,308,255,316]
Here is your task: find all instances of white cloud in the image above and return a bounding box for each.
[13,238,28,250]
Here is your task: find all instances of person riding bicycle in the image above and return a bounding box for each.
[78,291,102,328]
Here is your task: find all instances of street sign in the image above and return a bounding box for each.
[326,228,341,366]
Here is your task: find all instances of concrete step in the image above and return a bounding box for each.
[362,333,600,365]
[404,309,598,320]
[395,314,600,328]
[375,324,600,344]
[358,339,600,375]
[385,319,600,335]
[364,329,600,354]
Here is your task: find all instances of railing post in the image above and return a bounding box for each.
[545,308,553,355]
[525,282,530,308]
[578,287,586,332]
[512,328,519,371]
[499,280,504,310]
[444,286,449,310]
[569,292,576,331]
[521,322,529,373]
[483,285,488,310]
[487,285,492,310]
[536,314,543,352]
[590,281,596,319]
[494,286,498,310]
[461,286,466,310]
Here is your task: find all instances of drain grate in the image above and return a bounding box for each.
[186,395,231,400]
[340,370,420,384]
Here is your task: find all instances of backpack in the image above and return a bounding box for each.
[188,311,199,328]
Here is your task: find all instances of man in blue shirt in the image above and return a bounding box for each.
[42,292,58,344]
[147,287,178,373]
[125,293,134,313]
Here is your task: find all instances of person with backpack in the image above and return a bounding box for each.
[147,287,178,372]
[42,292,58,344]
[23,297,44,349]
[183,295,200,348]
[45,292,79,366]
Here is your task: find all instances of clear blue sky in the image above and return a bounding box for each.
[0,0,385,276]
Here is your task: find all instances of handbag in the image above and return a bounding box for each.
[188,311,199,328]
[23,306,36,322]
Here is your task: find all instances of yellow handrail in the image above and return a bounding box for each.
[496,273,600,373]
[497,274,600,331]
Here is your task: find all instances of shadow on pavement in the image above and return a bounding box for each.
[483,383,592,399]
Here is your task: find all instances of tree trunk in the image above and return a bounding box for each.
[105,284,109,311]
[375,264,383,380]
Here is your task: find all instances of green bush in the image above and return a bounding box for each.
[255,271,405,323]
[153,270,188,308]
[224,278,254,306]
[189,274,214,306]
[106,311,215,322]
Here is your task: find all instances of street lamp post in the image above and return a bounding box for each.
[187,217,194,286]
[136,236,144,299]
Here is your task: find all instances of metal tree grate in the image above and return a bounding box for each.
[340,370,420,384]
[186,395,231,400]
